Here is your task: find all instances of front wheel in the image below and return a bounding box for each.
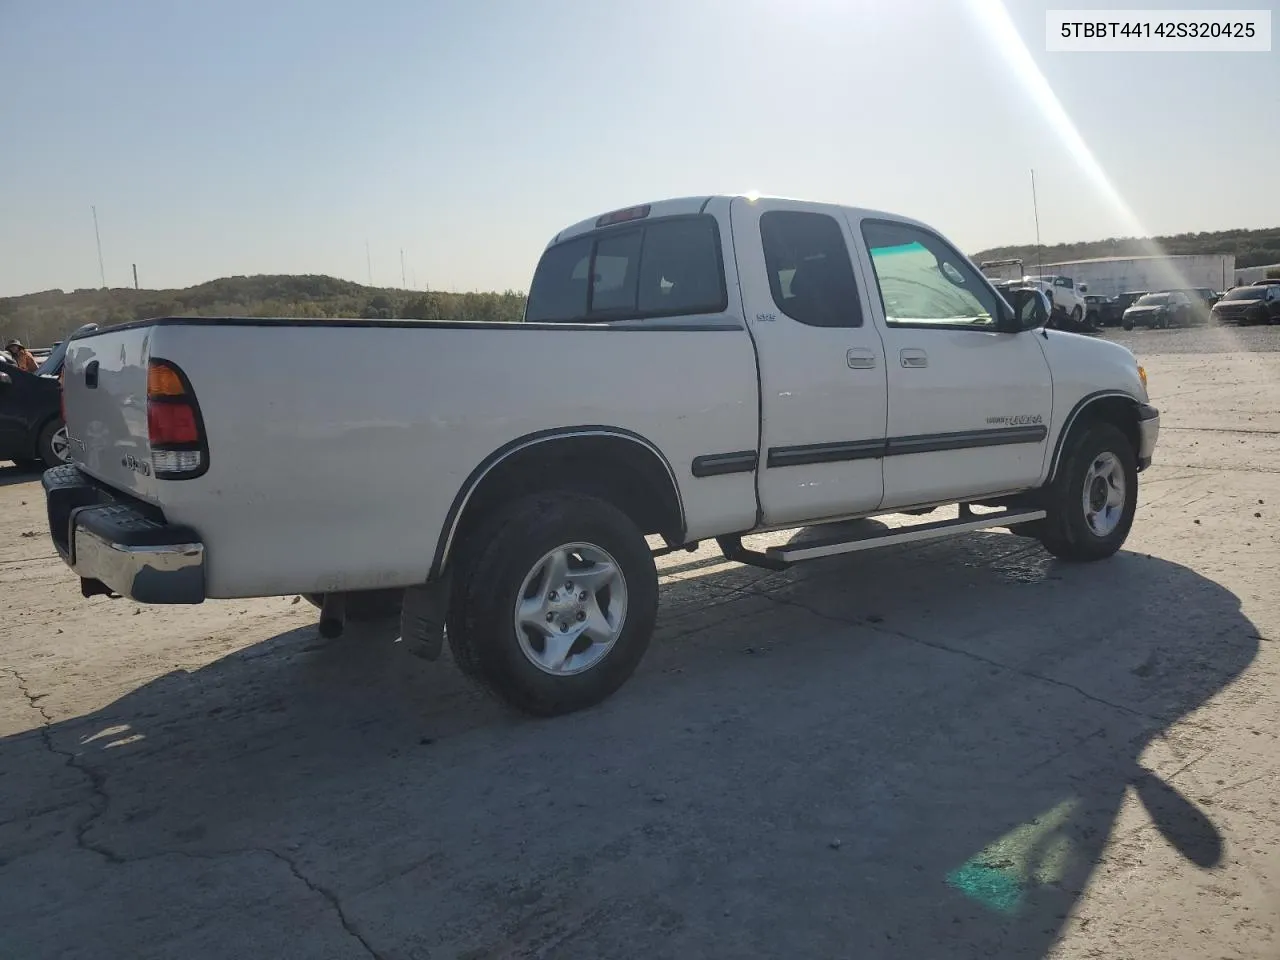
[1070,305,1083,325]
[1039,422,1137,562]
[447,492,658,716]
[1122,317,1134,331]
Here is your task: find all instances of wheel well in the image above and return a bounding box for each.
[438,434,684,575]
[1052,396,1141,480]
[33,414,60,456]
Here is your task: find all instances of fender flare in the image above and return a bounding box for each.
[430,425,685,579]
[1046,390,1144,482]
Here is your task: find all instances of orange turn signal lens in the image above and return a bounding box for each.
[1137,365,1148,391]
[147,361,186,397]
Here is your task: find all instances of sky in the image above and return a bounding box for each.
[1,0,1276,297]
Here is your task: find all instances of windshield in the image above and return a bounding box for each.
[1134,294,1168,306]
[1222,287,1264,301]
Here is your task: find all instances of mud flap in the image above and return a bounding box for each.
[399,577,451,661]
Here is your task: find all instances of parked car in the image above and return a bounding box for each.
[1122,291,1194,330]
[1113,291,1149,316]
[42,195,1158,716]
[1166,288,1216,324]
[1212,285,1280,325]
[0,363,69,468]
[1084,294,1115,328]
[0,323,98,470]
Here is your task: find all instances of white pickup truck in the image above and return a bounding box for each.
[43,195,1158,715]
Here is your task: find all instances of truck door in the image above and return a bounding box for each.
[729,198,887,526]
[851,216,1053,509]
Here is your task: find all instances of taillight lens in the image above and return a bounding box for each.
[147,359,207,479]
[147,402,198,444]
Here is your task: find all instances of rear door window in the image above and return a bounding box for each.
[759,211,862,327]
[525,215,726,323]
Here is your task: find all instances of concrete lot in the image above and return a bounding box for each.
[2,330,1278,959]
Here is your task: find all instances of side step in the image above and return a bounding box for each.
[718,507,1046,569]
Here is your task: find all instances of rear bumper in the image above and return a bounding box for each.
[42,464,205,604]
[1137,403,1159,471]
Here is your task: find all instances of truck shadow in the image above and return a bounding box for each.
[0,531,1260,959]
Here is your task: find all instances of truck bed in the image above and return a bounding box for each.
[60,316,760,597]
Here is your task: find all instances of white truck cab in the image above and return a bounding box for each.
[44,194,1158,716]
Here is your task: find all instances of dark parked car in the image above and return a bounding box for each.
[1212,285,1280,325]
[0,323,97,469]
[1113,291,1148,315]
[1084,294,1117,327]
[1122,291,1194,330]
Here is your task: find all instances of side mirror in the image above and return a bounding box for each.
[1007,288,1048,331]
[1079,283,1088,293]
[0,370,11,389]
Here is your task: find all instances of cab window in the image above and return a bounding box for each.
[860,220,1000,329]
[525,215,726,323]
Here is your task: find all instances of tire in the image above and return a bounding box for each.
[303,589,403,621]
[1122,317,1134,331]
[1039,421,1137,562]
[447,492,658,717]
[37,419,71,469]
[1070,305,1083,325]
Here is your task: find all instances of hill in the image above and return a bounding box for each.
[0,275,527,348]
[972,225,1280,269]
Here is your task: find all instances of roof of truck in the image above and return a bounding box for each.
[549,195,921,247]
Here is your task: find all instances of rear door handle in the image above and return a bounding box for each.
[846,349,878,370]
[900,349,928,369]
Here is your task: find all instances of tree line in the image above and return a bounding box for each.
[0,275,528,348]
[973,225,1280,272]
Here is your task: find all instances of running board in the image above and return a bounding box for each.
[719,508,1046,569]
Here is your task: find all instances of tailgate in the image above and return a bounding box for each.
[61,325,157,501]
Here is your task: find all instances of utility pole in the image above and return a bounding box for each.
[400,249,407,289]
[132,264,139,290]
[1030,169,1043,278]
[365,240,373,286]
[91,205,106,288]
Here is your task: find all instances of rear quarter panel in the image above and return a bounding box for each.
[150,321,760,598]
[62,328,156,499]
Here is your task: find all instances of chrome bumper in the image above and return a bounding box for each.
[1137,403,1159,470]
[42,464,206,604]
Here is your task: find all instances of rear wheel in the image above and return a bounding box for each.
[1039,421,1137,562]
[37,419,71,469]
[447,492,658,716]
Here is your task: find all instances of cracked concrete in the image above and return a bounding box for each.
[1,342,1279,959]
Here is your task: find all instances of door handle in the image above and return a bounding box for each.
[900,349,928,369]
[85,360,99,388]
[846,349,877,370]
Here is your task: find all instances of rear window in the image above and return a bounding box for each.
[524,215,726,323]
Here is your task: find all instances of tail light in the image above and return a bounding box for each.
[147,359,208,479]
